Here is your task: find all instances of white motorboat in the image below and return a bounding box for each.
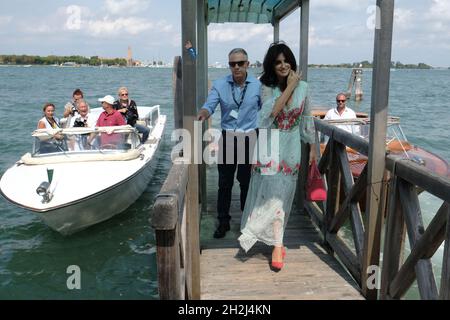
[0,106,166,235]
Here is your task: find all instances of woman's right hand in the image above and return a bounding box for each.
[287,70,300,87]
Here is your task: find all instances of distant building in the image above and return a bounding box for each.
[127,46,133,67]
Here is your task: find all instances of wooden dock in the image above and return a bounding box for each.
[199,166,363,300]
[151,0,450,301]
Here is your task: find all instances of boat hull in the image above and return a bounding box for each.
[0,109,166,235]
[34,152,159,235]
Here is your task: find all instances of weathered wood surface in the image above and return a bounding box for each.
[199,164,363,300]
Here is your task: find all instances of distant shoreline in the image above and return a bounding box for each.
[0,55,446,70]
[0,63,450,70]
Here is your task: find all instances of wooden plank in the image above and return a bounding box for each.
[326,233,361,287]
[389,201,448,299]
[297,142,309,212]
[200,246,363,300]
[385,156,450,203]
[361,1,395,298]
[182,0,200,300]
[324,141,340,241]
[440,202,450,299]
[394,178,438,300]
[329,165,367,233]
[185,164,201,300]
[380,176,405,299]
[314,129,326,214]
[172,56,183,130]
[155,227,183,299]
[314,119,369,156]
[151,164,189,230]
[305,202,324,231]
[318,133,332,174]
[197,0,208,213]
[333,142,365,260]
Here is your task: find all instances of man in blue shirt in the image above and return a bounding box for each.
[198,48,262,238]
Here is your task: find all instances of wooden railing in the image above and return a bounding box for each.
[150,163,200,300]
[304,118,450,299]
[150,55,201,300]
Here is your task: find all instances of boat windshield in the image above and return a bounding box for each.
[31,126,141,156]
[320,117,408,145]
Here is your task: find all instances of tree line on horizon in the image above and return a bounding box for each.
[0,55,127,66]
[308,60,432,69]
[0,55,435,69]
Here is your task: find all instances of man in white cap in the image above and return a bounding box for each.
[96,95,126,127]
[91,95,127,148]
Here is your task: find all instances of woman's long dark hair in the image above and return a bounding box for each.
[260,42,297,91]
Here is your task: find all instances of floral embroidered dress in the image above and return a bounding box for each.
[238,81,315,252]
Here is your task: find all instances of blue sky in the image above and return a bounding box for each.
[1,0,449,67]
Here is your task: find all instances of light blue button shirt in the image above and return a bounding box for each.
[201,74,262,132]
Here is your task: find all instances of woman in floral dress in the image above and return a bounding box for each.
[238,43,317,270]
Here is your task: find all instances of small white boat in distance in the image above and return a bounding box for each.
[0,106,166,235]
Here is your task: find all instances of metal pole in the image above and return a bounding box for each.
[273,19,280,42]
[361,0,395,300]
[300,0,309,81]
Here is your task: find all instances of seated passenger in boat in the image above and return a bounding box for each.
[324,93,359,134]
[37,103,66,153]
[67,99,96,151]
[89,95,126,149]
[113,87,150,143]
[61,88,84,128]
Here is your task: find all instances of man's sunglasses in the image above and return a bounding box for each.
[337,100,346,103]
[228,61,247,68]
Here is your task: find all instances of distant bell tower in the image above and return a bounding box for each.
[127,46,133,67]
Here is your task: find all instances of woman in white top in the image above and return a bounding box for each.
[37,103,60,129]
[37,103,64,153]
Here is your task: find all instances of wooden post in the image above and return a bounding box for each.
[300,0,309,81]
[155,227,183,299]
[273,19,280,42]
[440,202,450,299]
[173,56,183,130]
[355,68,363,101]
[324,139,341,249]
[197,0,208,213]
[380,176,405,299]
[182,0,200,300]
[361,0,395,300]
[297,0,310,217]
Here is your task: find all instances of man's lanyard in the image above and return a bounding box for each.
[231,82,248,110]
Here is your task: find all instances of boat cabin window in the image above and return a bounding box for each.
[31,127,141,156]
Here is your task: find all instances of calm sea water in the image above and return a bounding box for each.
[0,66,448,299]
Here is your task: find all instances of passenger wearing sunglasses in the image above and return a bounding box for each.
[113,87,150,143]
[324,93,357,133]
[324,93,356,120]
[197,48,262,239]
